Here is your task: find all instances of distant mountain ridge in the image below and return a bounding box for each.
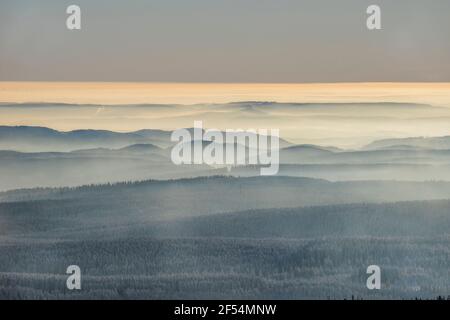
[0,126,165,152]
[0,126,292,152]
[365,136,450,150]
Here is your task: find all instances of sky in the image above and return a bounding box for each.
[1,0,450,83]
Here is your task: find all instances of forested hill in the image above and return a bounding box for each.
[1,176,450,299]
[2,176,450,212]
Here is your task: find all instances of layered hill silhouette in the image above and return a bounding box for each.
[3,125,450,190]
[0,125,291,153]
[365,136,450,150]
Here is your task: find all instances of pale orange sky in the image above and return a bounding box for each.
[1,82,450,106]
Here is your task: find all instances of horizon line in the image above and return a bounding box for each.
[1,82,450,106]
